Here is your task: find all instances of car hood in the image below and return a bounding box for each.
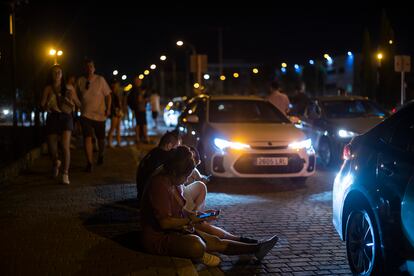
[328,116,385,135]
[208,122,306,144]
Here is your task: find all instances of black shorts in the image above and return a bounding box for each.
[135,111,147,126]
[46,112,73,135]
[80,117,106,139]
[151,111,159,120]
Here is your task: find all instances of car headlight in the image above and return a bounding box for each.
[288,138,312,150]
[337,129,358,138]
[214,138,250,151]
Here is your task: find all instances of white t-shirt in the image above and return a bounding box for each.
[77,75,111,121]
[150,94,160,112]
[268,90,290,115]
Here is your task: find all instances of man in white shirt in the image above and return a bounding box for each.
[267,81,290,116]
[77,59,112,172]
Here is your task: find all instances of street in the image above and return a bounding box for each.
[0,142,351,275]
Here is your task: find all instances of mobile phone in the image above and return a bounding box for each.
[197,210,219,219]
[204,174,212,181]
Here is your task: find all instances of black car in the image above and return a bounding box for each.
[296,96,388,167]
[333,101,414,275]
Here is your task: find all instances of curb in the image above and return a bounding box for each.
[0,143,46,185]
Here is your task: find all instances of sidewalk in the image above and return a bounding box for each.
[0,138,217,275]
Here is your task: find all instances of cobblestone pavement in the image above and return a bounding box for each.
[0,141,351,275]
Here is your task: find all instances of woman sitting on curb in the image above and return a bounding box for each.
[140,146,279,266]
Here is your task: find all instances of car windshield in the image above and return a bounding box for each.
[321,100,387,119]
[209,100,290,123]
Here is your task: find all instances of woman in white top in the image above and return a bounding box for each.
[40,65,81,185]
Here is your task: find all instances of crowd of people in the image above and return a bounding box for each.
[40,59,160,184]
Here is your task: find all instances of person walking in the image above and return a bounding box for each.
[267,80,290,115]
[107,79,124,147]
[40,65,81,184]
[149,90,160,129]
[77,59,112,172]
[129,77,149,144]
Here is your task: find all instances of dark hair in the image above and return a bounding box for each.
[189,146,201,165]
[270,81,280,91]
[84,58,94,65]
[159,129,180,148]
[164,146,196,177]
[46,65,66,94]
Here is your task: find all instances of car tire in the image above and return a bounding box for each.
[290,177,307,185]
[345,208,384,275]
[318,138,336,168]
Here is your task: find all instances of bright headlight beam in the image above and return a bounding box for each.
[214,138,250,151]
[338,129,357,138]
[288,138,312,150]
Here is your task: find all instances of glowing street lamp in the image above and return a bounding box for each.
[48,48,62,64]
[144,70,150,75]
[160,55,167,61]
[150,64,157,70]
[193,83,200,89]
[233,72,239,78]
[176,40,184,47]
[377,52,383,61]
[281,62,287,68]
[389,40,393,45]
[113,70,119,76]
[220,75,226,81]
[121,75,127,80]
[138,74,144,80]
[252,68,259,74]
[203,74,210,80]
[57,50,63,56]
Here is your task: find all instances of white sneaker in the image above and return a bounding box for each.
[62,174,70,185]
[201,253,221,267]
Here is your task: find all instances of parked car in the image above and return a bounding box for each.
[177,94,316,183]
[163,96,188,127]
[333,101,414,275]
[296,96,388,167]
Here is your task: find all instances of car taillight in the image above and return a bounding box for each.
[343,144,354,160]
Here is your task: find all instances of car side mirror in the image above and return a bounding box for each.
[185,114,199,124]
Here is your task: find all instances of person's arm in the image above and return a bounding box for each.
[105,94,112,117]
[101,77,112,117]
[40,86,50,111]
[69,85,81,108]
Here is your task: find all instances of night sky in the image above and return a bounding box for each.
[1,3,413,78]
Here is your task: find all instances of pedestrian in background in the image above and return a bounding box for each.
[40,65,81,185]
[129,77,149,144]
[267,80,290,116]
[77,59,112,172]
[150,90,160,129]
[107,79,124,148]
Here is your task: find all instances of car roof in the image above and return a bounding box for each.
[196,94,266,101]
[314,95,370,102]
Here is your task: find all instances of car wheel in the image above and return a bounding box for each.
[345,209,383,275]
[290,177,307,185]
[318,138,334,168]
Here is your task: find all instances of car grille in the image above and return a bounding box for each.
[233,153,305,174]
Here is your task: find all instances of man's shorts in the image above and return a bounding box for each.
[135,111,147,126]
[80,117,106,139]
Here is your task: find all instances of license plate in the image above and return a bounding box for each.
[255,157,288,166]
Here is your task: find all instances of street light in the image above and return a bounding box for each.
[121,75,127,80]
[49,48,62,64]
[252,68,259,74]
[113,70,119,76]
[203,74,210,80]
[389,40,393,45]
[176,40,184,47]
[220,75,226,81]
[138,74,144,80]
[144,70,150,75]
[281,62,287,68]
[193,83,200,89]
[233,72,239,78]
[377,52,383,62]
[150,64,157,70]
[160,55,167,61]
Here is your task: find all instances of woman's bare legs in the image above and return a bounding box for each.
[185,181,207,211]
[195,222,240,241]
[47,134,59,176]
[61,130,71,175]
[197,230,259,255]
[108,117,119,148]
[159,233,206,259]
[115,117,121,146]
